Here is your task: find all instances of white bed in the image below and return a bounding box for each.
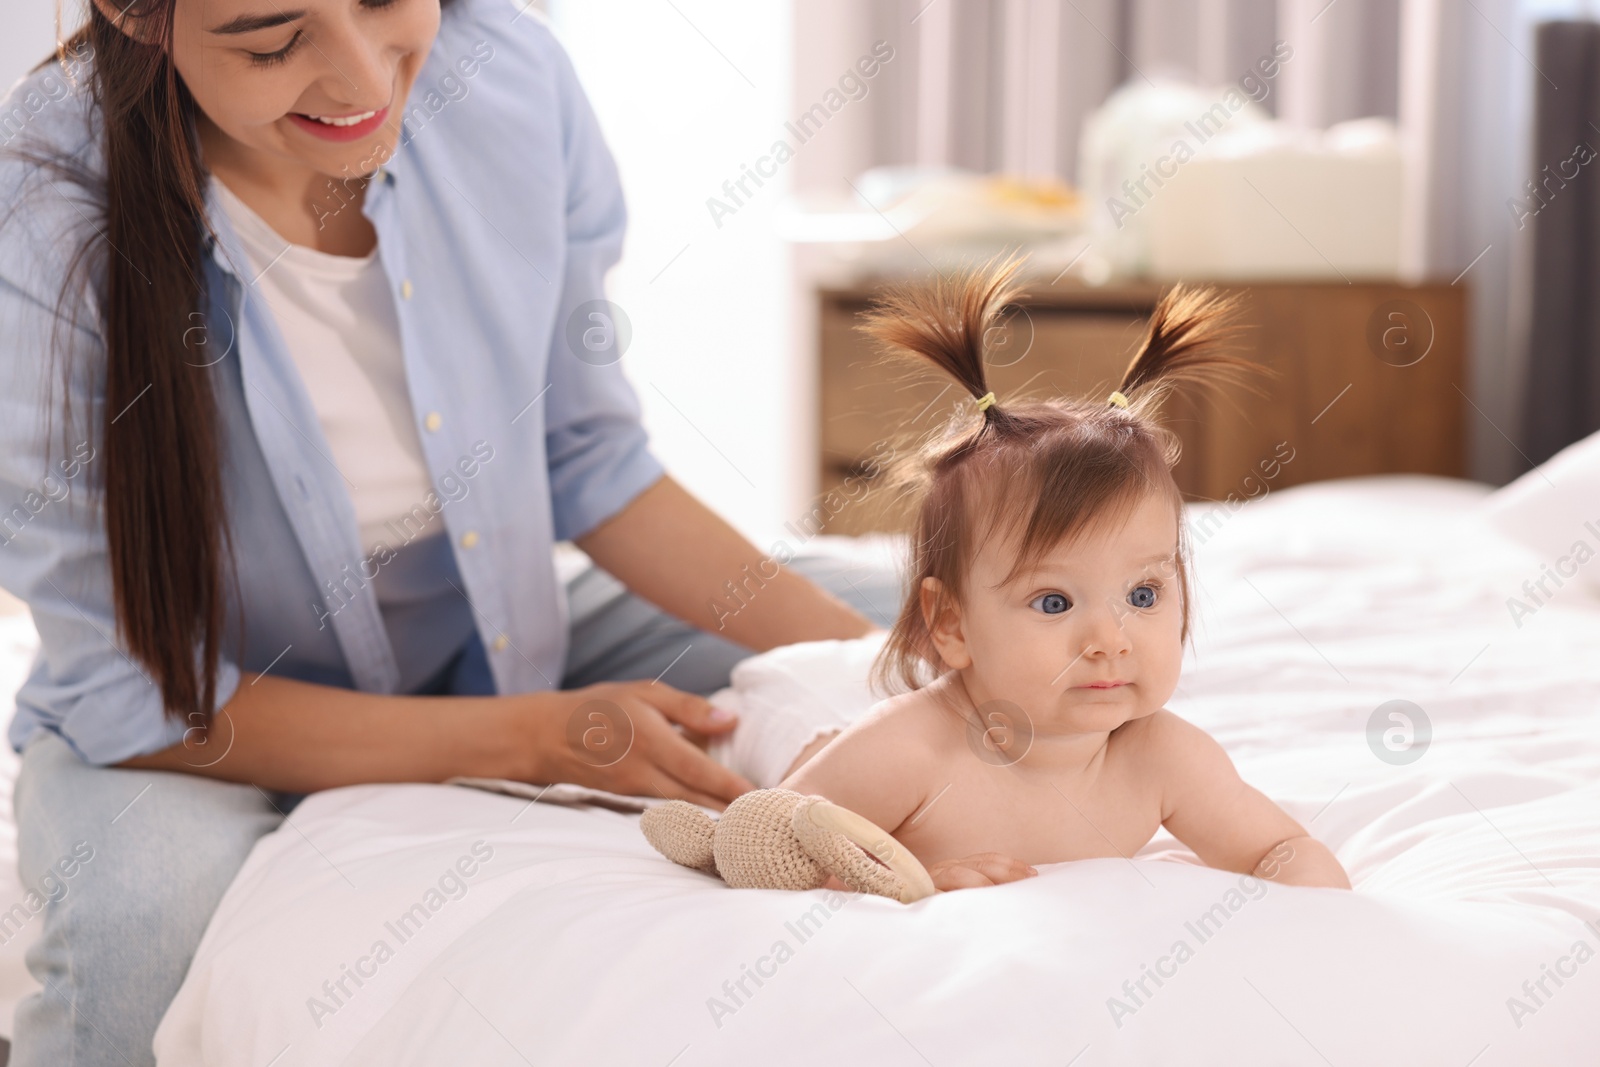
[7,473,1600,1064]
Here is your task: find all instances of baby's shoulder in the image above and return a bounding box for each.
[839,687,965,759]
[1111,708,1228,770]
[1112,708,1200,755]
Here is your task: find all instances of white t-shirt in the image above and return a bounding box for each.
[212,177,437,556]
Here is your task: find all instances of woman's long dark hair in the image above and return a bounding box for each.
[29,3,232,731]
[15,1,451,729]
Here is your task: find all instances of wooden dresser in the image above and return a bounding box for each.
[814,278,1467,535]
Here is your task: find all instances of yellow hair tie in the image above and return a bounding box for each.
[1108,390,1130,409]
[974,391,997,412]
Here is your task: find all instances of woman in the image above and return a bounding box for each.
[0,0,897,1062]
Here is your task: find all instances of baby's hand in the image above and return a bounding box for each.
[820,853,1034,892]
[926,852,1038,892]
[817,852,1036,894]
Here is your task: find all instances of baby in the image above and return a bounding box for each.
[782,259,1350,893]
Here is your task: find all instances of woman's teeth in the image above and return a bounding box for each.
[301,110,377,127]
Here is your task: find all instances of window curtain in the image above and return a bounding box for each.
[1519,20,1600,467]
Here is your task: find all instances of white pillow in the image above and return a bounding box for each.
[1482,428,1600,595]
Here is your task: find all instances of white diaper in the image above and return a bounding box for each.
[706,631,889,788]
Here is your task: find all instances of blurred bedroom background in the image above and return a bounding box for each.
[4,0,1600,545]
[2,0,1600,1048]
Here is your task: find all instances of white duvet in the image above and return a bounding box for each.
[155,477,1600,1066]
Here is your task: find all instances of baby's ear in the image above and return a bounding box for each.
[919,577,971,670]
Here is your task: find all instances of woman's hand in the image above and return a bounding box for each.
[517,681,756,809]
[926,852,1038,891]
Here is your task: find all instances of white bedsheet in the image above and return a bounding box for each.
[154,476,1600,1066]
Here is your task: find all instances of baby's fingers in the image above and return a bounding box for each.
[930,865,996,892]
[935,852,1038,891]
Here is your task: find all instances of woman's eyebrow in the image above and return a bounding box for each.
[209,9,306,34]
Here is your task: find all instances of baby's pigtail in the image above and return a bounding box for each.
[1115,286,1263,413]
[858,254,1028,421]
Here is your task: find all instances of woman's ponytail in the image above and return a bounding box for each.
[20,6,234,731]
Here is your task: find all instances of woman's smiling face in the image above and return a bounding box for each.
[923,490,1187,736]
[166,0,440,181]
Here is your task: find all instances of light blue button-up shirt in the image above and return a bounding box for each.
[0,0,663,764]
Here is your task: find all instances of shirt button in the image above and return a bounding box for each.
[491,634,509,652]
[424,412,442,432]
[400,279,414,301]
[460,530,479,549]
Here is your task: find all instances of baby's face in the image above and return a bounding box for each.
[936,491,1185,735]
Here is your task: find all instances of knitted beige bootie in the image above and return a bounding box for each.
[641,788,936,903]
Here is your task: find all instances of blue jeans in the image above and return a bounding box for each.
[9,550,900,1065]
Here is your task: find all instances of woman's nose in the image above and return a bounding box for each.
[314,22,397,110]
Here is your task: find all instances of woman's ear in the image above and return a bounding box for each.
[919,576,971,670]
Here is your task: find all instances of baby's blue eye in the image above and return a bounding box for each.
[1030,592,1070,615]
[1128,584,1158,609]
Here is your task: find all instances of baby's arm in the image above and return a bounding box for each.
[1143,711,1351,889]
[781,707,928,836]
[782,704,1036,891]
